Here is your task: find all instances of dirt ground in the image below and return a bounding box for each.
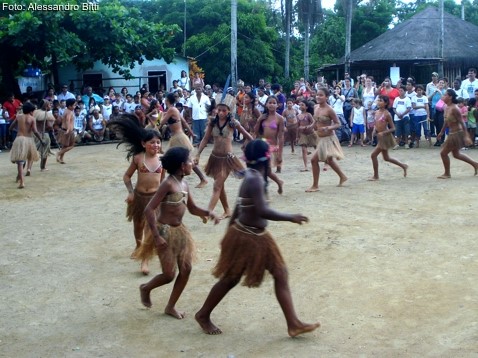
[1,141,477,358]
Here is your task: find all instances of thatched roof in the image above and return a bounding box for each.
[330,6,478,67]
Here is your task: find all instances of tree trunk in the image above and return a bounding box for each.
[304,10,310,81]
[344,0,353,74]
[231,0,238,89]
[284,0,292,79]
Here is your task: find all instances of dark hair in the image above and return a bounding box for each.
[379,95,390,106]
[108,113,161,160]
[415,84,424,91]
[66,98,76,107]
[243,139,269,192]
[147,99,158,114]
[468,98,476,108]
[300,99,314,115]
[258,95,279,135]
[161,147,190,174]
[22,102,36,114]
[207,98,216,116]
[317,87,329,97]
[445,89,458,104]
[166,93,176,106]
[245,91,256,111]
[271,83,281,92]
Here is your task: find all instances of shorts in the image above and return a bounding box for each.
[351,123,365,134]
[394,116,410,138]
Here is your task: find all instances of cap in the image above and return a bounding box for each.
[432,72,439,77]
[205,84,211,90]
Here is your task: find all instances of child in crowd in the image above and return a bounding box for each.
[368,95,408,181]
[392,86,412,149]
[254,95,285,193]
[349,98,366,147]
[138,147,219,318]
[195,139,320,337]
[108,114,165,274]
[411,85,431,148]
[467,98,477,148]
[0,102,9,150]
[8,102,43,188]
[365,100,376,145]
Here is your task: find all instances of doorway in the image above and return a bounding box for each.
[148,71,166,94]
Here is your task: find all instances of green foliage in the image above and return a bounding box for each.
[0,0,179,90]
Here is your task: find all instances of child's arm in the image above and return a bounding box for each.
[185,183,219,224]
[123,158,137,203]
[236,121,253,142]
[276,115,285,158]
[349,109,354,127]
[195,125,213,164]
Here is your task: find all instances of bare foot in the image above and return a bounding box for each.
[305,186,319,192]
[277,180,284,195]
[26,170,31,176]
[474,165,478,176]
[403,164,408,177]
[15,175,20,183]
[288,321,321,337]
[195,312,222,335]
[195,180,208,188]
[165,305,186,319]
[139,284,152,308]
[130,247,139,259]
[140,260,149,275]
[219,211,232,220]
[300,168,309,172]
[41,168,49,172]
[201,216,208,224]
[275,168,281,173]
[367,177,379,181]
[337,176,348,187]
[437,174,451,179]
[18,183,25,189]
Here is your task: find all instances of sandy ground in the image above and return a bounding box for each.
[1,140,477,358]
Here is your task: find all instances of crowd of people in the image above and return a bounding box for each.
[2,67,478,337]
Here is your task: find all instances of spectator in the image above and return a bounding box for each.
[453,78,469,99]
[460,68,478,98]
[341,78,357,122]
[89,109,106,141]
[192,72,205,89]
[122,94,136,114]
[102,97,113,122]
[82,86,103,111]
[271,83,286,115]
[57,84,75,101]
[179,70,190,90]
[377,77,399,117]
[188,85,211,145]
[73,105,91,143]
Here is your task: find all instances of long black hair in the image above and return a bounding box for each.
[243,139,269,193]
[161,147,190,174]
[107,113,161,160]
[257,95,279,136]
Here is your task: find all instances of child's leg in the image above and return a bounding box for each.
[139,250,176,308]
[326,158,347,186]
[348,134,355,147]
[164,257,193,319]
[301,145,308,171]
[438,147,452,178]
[132,218,149,274]
[268,162,283,194]
[382,150,408,177]
[451,148,478,175]
[195,276,241,334]
[270,265,320,337]
[360,132,365,146]
[218,185,232,219]
[26,159,33,175]
[305,152,320,192]
[369,147,381,180]
[193,164,208,188]
[16,161,25,188]
[208,175,230,214]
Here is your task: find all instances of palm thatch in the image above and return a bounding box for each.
[324,6,478,68]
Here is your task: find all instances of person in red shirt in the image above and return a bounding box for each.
[376,78,399,117]
[3,92,23,144]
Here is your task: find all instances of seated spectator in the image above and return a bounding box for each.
[88,109,106,141]
[122,94,136,114]
[88,97,101,115]
[73,106,92,143]
[44,87,57,103]
[57,84,75,101]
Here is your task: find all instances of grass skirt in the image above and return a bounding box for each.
[10,136,39,163]
[169,132,194,152]
[34,133,51,159]
[126,190,157,224]
[204,151,245,179]
[443,131,466,151]
[314,134,344,162]
[212,222,286,288]
[377,132,396,150]
[58,129,75,147]
[133,222,196,263]
[298,132,318,147]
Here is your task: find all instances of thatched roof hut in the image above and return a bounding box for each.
[321,6,478,84]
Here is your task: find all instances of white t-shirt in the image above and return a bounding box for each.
[74,114,85,131]
[123,101,136,114]
[461,78,478,98]
[411,95,428,117]
[102,104,112,121]
[352,106,365,125]
[91,115,104,130]
[393,96,411,121]
[454,87,469,99]
[406,91,417,114]
[187,93,210,120]
[329,95,344,115]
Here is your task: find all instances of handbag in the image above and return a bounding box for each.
[435,99,445,112]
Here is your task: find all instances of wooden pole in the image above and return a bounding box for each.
[231,0,238,90]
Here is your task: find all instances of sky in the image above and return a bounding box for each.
[320,0,462,11]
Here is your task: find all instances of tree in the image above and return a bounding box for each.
[0,0,179,95]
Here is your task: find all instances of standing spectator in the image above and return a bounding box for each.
[0,103,8,150]
[82,86,103,111]
[188,85,211,145]
[392,86,412,149]
[429,78,446,146]
[342,72,354,88]
[426,72,439,136]
[341,78,357,122]
[256,87,268,114]
[3,92,22,145]
[329,86,346,124]
[405,81,417,147]
[271,83,286,115]
[453,78,469,99]
[179,70,190,90]
[57,84,75,101]
[102,97,113,122]
[377,77,399,118]
[461,68,478,98]
[44,88,57,103]
[192,72,205,89]
[411,85,431,148]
